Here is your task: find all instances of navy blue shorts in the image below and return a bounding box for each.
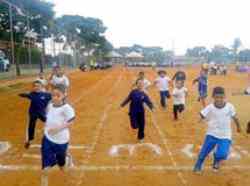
[41,136,68,169]
[199,91,208,99]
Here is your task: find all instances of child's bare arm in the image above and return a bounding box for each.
[48,118,75,135]
[18,93,31,99]
[232,116,241,133]
[120,93,131,108]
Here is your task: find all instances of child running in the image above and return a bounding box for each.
[49,67,70,89]
[121,78,154,142]
[172,67,186,86]
[193,69,208,108]
[19,80,51,149]
[132,71,152,93]
[193,87,241,173]
[154,70,172,109]
[36,72,48,91]
[41,84,75,185]
[172,80,188,121]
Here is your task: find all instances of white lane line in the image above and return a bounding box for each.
[22,154,40,159]
[76,69,124,186]
[30,144,91,150]
[181,144,195,159]
[88,72,123,154]
[109,143,162,157]
[0,142,11,155]
[1,164,250,172]
[151,112,188,186]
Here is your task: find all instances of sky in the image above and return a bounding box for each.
[50,0,250,55]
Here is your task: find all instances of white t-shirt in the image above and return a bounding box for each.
[36,78,48,87]
[200,103,236,140]
[143,79,151,91]
[172,87,188,105]
[51,75,70,87]
[45,103,75,144]
[155,76,171,91]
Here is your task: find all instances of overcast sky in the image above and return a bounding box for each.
[51,0,250,54]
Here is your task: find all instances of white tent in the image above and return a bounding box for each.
[109,51,123,58]
[126,51,144,58]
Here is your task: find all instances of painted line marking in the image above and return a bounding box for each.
[0,142,11,155]
[109,143,162,157]
[30,144,91,150]
[1,164,250,172]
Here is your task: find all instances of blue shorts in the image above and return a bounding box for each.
[41,136,68,169]
[199,91,208,99]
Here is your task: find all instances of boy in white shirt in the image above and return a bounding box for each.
[49,67,70,89]
[41,84,75,185]
[172,80,188,120]
[193,87,241,173]
[154,70,172,108]
[132,71,152,93]
[36,72,48,91]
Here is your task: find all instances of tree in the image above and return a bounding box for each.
[239,49,250,62]
[186,46,209,58]
[55,15,111,65]
[208,45,233,63]
[0,0,55,74]
[232,38,242,62]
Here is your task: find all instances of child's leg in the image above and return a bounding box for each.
[25,114,38,148]
[55,143,69,170]
[137,112,145,140]
[129,114,139,129]
[41,136,57,169]
[173,105,178,120]
[213,139,231,169]
[160,91,166,108]
[200,97,207,108]
[179,104,185,113]
[194,135,217,171]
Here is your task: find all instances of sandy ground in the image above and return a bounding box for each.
[0,65,250,186]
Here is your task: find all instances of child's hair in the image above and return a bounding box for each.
[53,84,67,94]
[135,78,143,85]
[139,71,144,76]
[158,70,166,75]
[212,86,225,97]
[33,80,43,85]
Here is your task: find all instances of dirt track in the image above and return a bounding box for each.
[0,66,250,186]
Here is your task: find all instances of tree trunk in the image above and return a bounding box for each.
[16,46,21,76]
[40,39,45,73]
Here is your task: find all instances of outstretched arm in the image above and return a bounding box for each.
[121,93,132,107]
[232,116,241,133]
[18,93,31,99]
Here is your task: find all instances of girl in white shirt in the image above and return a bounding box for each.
[41,84,75,185]
[49,68,70,88]
[132,71,152,93]
[154,70,172,108]
[193,87,241,173]
[36,72,48,92]
[172,80,188,120]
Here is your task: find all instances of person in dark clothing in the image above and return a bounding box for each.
[121,78,154,142]
[19,80,51,149]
